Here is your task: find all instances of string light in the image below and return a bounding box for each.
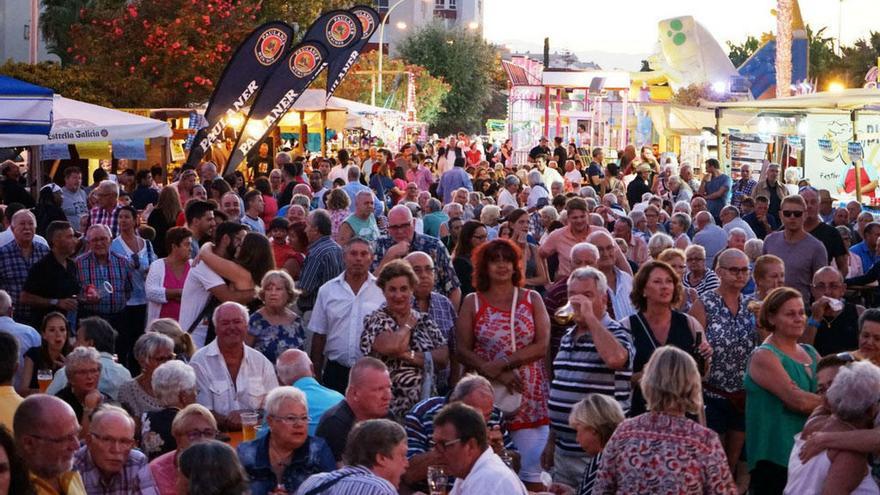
[776,0,793,97]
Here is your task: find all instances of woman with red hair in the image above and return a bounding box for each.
[455,238,551,490]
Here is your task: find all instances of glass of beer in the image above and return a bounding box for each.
[37,369,53,393]
[241,412,259,441]
[554,302,575,325]
[427,466,449,495]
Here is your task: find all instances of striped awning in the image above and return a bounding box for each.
[0,75,53,137]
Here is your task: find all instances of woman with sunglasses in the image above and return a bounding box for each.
[110,205,156,372]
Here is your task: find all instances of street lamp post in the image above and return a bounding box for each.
[377,0,410,106]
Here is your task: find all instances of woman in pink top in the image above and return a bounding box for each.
[145,226,193,324]
[456,239,551,491]
[254,177,278,225]
[149,404,218,495]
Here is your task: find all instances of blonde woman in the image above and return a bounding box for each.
[148,318,196,362]
[247,270,305,363]
[593,346,736,494]
[567,395,625,495]
[656,248,698,313]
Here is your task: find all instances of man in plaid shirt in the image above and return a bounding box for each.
[88,180,122,237]
[0,210,49,325]
[75,225,132,328]
[731,163,757,209]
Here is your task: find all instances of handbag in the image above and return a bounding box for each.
[486,290,523,415]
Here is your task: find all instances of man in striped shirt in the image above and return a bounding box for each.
[545,267,633,488]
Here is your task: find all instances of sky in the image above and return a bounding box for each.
[483,0,879,70]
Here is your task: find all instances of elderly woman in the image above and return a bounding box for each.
[620,260,710,417]
[691,249,757,477]
[480,205,502,240]
[785,361,880,493]
[178,440,249,495]
[248,270,305,363]
[149,404,219,495]
[626,163,653,208]
[837,224,864,278]
[361,260,449,420]
[118,332,176,420]
[850,309,880,367]
[593,346,737,493]
[683,244,720,296]
[646,232,673,260]
[745,287,822,493]
[145,226,193,324]
[140,360,198,460]
[237,387,335,494]
[656,248,698,313]
[148,318,196,362]
[564,394,626,495]
[669,212,691,250]
[55,346,107,424]
[456,239,551,490]
[745,255,786,340]
[19,311,71,395]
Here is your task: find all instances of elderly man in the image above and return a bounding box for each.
[730,164,757,208]
[0,160,34,208]
[148,404,219,494]
[298,419,408,494]
[666,174,693,204]
[276,349,343,435]
[588,231,637,319]
[73,405,158,494]
[692,211,728,269]
[434,403,528,494]
[218,191,241,224]
[808,266,864,356]
[315,357,393,462]
[402,374,516,491]
[237,387,336,495]
[498,175,520,209]
[752,162,787,218]
[763,195,828,303]
[198,161,218,187]
[0,290,39,389]
[14,395,85,494]
[742,196,781,240]
[801,186,849,276]
[526,170,550,210]
[422,199,449,240]
[309,237,385,393]
[545,266,633,487]
[338,190,380,245]
[720,206,757,240]
[75,224,132,327]
[437,156,473,204]
[190,302,279,431]
[373,205,461,304]
[298,209,345,316]
[851,222,880,272]
[0,210,49,325]
[61,166,89,230]
[611,216,648,267]
[88,180,122,237]
[46,317,131,400]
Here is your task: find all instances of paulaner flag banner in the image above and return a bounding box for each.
[184,21,295,170]
[324,5,380,100]
[223,41,329,173]
[301,9,363,90]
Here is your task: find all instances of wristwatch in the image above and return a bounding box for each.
[49,298,59,307]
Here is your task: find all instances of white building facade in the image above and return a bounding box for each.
[371,0,483,56]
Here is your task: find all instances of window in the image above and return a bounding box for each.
[435,0,445,7]
[448,0,456,9]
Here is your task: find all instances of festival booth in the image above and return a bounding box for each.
[706,89,880,205]
[0,75,53,137]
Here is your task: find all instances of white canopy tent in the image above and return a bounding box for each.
[0,94,172,147]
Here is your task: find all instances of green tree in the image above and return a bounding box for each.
[807,25,844,89]
[480,50,508,130]
[726,35,761,67]
[257,0,355,38]
[0,61,112,106]
[838,31,880,89]
[397,22,497,135]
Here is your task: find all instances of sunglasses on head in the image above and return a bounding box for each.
[782,210,804,218]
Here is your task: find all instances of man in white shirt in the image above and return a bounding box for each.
[309,237,385,394]
[526,170,550,210]
[190,302,278,431]
[497,175,520,209]
[720,205,757,240]
[588,231,637,319]
[240,190,265,235]
[434,403,527,495]
[178,222,254,347]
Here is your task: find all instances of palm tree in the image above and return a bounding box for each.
[40,0,92,65]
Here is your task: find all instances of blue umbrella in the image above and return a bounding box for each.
[0,75,53,136]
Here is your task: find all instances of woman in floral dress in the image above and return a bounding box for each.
[361,260,448,421]
[247,270,305,363]
[456,239,551,491]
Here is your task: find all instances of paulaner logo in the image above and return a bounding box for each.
[325,14,357,48]
[255,28,288,66]
[290,45,323,78]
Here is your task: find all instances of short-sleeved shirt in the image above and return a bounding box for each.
[372,233,460,296]
[0,241,49,325]
[297,236,345,312]
[705,173,732,218]
[191,341,279,417]
[587,162,604,191]
[809,221,847,264]
[23,253,80,327]
[75,251,132,316]
[405,396,514,459]
[178,262,225,347]
[315,400,356,462]
[763,232,828,303]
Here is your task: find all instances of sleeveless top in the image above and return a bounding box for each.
[813,303,860,357]
[343,214,379,243]
[160,260,190,320]
[744,343,818,470]
[473,289,549,430]
[785,434,880,494]
[628,310,694,417]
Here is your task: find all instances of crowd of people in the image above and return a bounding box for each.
[0,133,880,495]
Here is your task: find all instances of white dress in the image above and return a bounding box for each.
[784,434,879,495]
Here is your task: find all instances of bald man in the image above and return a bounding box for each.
[276,349,343,435]
[14,395,86,494]
[808,266,864,355]
[373,205,461,308]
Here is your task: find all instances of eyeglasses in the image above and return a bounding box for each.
[686,257,705,262]
[721,266,750,276]
[184,428,219,442]
[29,430,80,445]
[151,353,175,363]
[90,432,136,449]
[388,223,411,230]
[71,367,101,376]
[270,414,310,426]
[782,210,804,218]
[434,438,462,451]
[813,283,844,291]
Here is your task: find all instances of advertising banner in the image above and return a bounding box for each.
[803,113,880,196]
